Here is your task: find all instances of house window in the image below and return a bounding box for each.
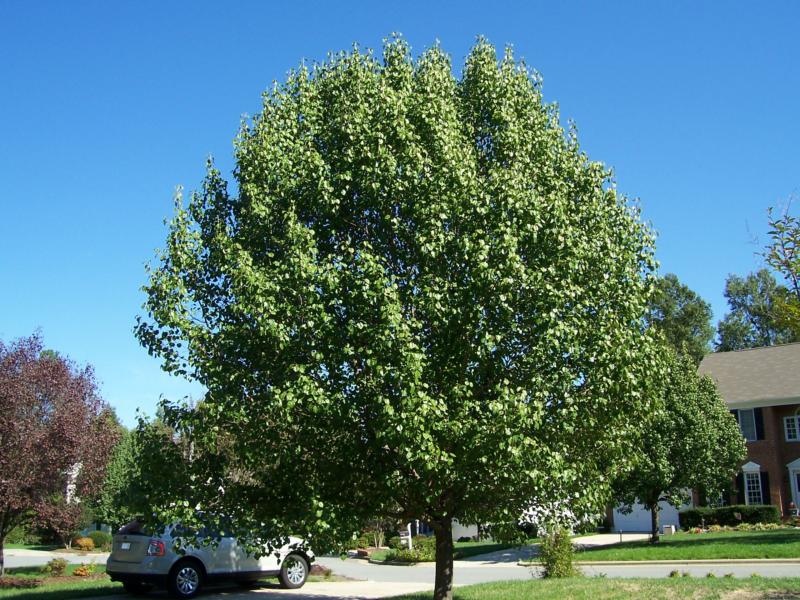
[738,409,757,441]
[784,415,800,442]
[744,472,763,505]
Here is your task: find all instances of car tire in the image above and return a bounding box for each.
[167,559,204,599]
[123,581,152,595]
[278,554,308,589]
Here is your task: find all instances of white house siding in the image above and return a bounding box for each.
[612,500,689,532]
[451,520,479,541]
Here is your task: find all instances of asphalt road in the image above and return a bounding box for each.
[316,556,800,583]
[2,550,110,570]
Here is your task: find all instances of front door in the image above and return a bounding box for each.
[790,468,800,510]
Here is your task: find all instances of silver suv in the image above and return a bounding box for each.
[106,520,315,598]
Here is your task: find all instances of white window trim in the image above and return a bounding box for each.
[741,461,761,473]
[744,471,763,506]
[788,458,800,508]
[784,415,800,442]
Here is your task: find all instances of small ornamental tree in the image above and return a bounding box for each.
[614,349,746,543]
[0,335,119,575]
[136,38,659,600]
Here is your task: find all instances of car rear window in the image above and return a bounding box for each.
[117,519,151,536]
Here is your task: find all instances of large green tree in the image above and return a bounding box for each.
[715,269,798,351]
[92,416,194,531]
[136,38,658,600]
[614,349,746,542]
[647,274,714,364]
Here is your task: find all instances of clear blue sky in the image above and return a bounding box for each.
[1,1,798,427]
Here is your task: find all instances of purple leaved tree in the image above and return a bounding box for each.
[0,334,119,576]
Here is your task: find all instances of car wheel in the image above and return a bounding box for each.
[167,559,204,599]
[278,554,308,589]
[123,581,152,595]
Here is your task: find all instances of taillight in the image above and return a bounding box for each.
[146,540,166,556]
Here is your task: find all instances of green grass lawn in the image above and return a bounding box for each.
[389,577,800,599]
[0,565,123,599]
[574,529,800,561]
[0,563,346,599]
[370,540,516,562]
[452,541,516,559]
[2,545,60,552]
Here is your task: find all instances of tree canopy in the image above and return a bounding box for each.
[715,269,799,351]
[136,38,659,600]
[647,273,714,364]
[0,334,119,575]
[92,415,194,531]
[763,204,800,336]
[614,349,746,542]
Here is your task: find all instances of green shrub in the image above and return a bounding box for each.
[6,525,41,545]
[41,558,69,576]
[413,535,435,550]
[679,504,781,529]
[387,536,404,550]
[344,532,372,550]
[678,506,714,529]
[539,529,579,578]
[87,530,112,550]
[385,535,437,562]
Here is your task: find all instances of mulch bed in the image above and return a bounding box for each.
[0,573,109,589]
[0,576,43,589]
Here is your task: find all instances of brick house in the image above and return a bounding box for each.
[698,342,800,514]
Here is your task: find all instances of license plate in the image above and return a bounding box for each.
[120,542,130,550]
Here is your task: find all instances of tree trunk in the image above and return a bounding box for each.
[650,506,660,544]
[0,536,5,578]
[433,519,454,600]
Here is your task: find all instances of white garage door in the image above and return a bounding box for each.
[612,500,689,532]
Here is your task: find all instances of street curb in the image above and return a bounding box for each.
[368,558,420,566]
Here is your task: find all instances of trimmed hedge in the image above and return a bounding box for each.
[679,504,781,529]
[390,535,436,562]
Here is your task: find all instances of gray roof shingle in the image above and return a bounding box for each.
[698,342,800,406]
